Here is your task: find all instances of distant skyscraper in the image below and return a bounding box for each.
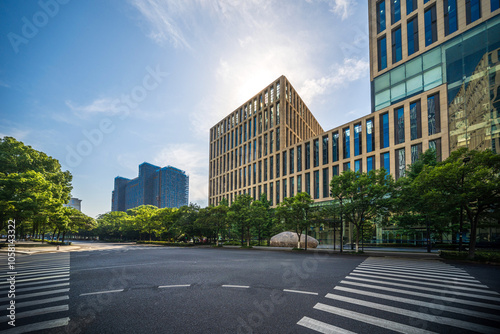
[64,197,82,211]
[112,162,189,212]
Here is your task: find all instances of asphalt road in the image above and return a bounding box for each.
[1,243,499,334]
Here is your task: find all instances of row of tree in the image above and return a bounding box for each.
[0,137,96,242]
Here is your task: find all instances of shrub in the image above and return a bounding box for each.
[439,250,500,263]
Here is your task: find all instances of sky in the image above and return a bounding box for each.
[0,0,371,218]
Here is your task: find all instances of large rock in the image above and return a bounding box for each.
[270,231,318,248]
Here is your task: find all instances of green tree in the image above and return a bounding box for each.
[96,211,129,240]
[330,169,392,252]
[154,207,178,241]
[228,194,253,247]
[415,148,500,259]
[209,198,228,246]
[127,205,159,241]
[276,192,313,249]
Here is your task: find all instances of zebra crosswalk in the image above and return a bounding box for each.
[298,257,500,334]
[0,252,70,333]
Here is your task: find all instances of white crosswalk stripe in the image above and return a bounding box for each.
[298,257,500,334]
[0,253,70,333]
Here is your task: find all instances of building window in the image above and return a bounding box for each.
[424,5,437,46]
[322,135,329,165]
[429,138,442,161]
[283,179,287,199]
[381,152,390,173]
[492,0,500,12]
[380,113,390,148]
[253,163,257,185]
[396,148,405,179]
[332,165,339,177]
[305,173,311,195]
[276,153,280,178]
[406,0,417,14]
[269,182,273,206]
[313,171,320,199]
[407,16,419,56]
[378,37,388,71]
[276,102,280,124]
[313,139,319,167]
[367,156,374,172]
[276,180,280,204]
[283,151,287,176]
[276,128,280,150]
[264,159,268,182]
[394,106,405,144]
[343,162,351,171]
[258,161,262,183]
[297,174,302,193]
[366,119,375,153]
[332,132,339,162]
[305,142,311,170]
[354,159,362,172]
[410,101,421,140]
[444,0,458,36]
[427,93,440,135]
[270,156,274,180]
[411,143,422,164]
[343,127,351,159]
[354,123,362,156]
[322,168,329,198]
[297,145,302,172]
[290,177,295,197]
[377,1,386,33]
[466,0,481,24]
[391,0,401,24]
[290,148,294,174]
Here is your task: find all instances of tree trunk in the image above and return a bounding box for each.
[246,227,250,247]
[56,229,61,242]
[467,215,479,259]
[355,225,360,253]
[61,230,66,244]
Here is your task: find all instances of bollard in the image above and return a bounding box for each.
[57,245,60,250]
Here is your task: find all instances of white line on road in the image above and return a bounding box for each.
[326,293,499,334]
[0,305,69,323]
[344,277,500,301]
[314,303,437,334]
[1,317,70,334]
[333,286,500,322]
[0,288,69,302]
[339,281,500,311]
[297,316,356,334]
[159,284,191,288]
[80,289,124,296]
[15,296,69,308]
[222,285,250,289]
[283,289,318,295]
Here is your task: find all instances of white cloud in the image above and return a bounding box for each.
[66,98,119,115]
[299,57,369,103]
[153,143,208,206]
[307,0,357,20]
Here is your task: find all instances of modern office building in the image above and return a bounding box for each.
[208,1,499,245]
[64,197,82,211]
[112,162,189,212]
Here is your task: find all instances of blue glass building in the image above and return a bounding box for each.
[111,162,189,212]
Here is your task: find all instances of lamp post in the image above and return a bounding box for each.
[458,156,471,252]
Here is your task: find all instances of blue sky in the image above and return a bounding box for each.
[0,0,370,218]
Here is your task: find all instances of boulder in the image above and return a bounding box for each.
[269,231,319,248]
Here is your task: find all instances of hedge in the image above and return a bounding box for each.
[439,250,500,263]
[136,241,194,247]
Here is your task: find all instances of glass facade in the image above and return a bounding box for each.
[377,0,386,33]
[444,0,458,36]
[392,27,402,64]
[378,37,387,71]
[493,0,500,12]
[314,170,320,199]
[305,172,311,195]
[391,0,400,24]
[427,93,440,135]
[354,159,361,172]
[411,143,422,164]
[322,168,329,198]
[322,135,329,164]
[343,127,351,159]
[313,139,319,167]
[407,0,416,14]
[381,113,390,148]
[366,119,375,153]
[407,16,419,56]
[382,152,390,173]
[332,132,339,162]
[396,148,405,179]
[466,0,481,24]
[367,156,374,172]
[425,5,437,47]
[394,106,404,145]
[410,101,421,140]
[354,123,362,156]
[305,142,311,170]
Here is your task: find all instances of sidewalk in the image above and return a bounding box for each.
[0,241,82,254]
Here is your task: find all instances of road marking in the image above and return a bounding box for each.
[283,289,318,295]
[80,289,124,296]
[326,293,499,334]
[0,305,69,322]
[0,283,69,295]
[297,316,356,334]
[314,303,437,334]
[0,288,69,302]
[353,269,487,287]
[332,287,500,322]
[343,277,500,301]
[360,262,467,273]
[0,274,70,285]
[349,272,498,294]
[222,285,250,289]
[159,284,191,288]
[1,317,70,334]
[340,281,500,310]
[357,265,477,281]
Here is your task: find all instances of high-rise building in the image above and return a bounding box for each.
[208,1,499,244]
[112,162,189,212]
[64,197,82,211]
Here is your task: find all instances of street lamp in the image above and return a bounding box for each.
[458,156,471,252]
